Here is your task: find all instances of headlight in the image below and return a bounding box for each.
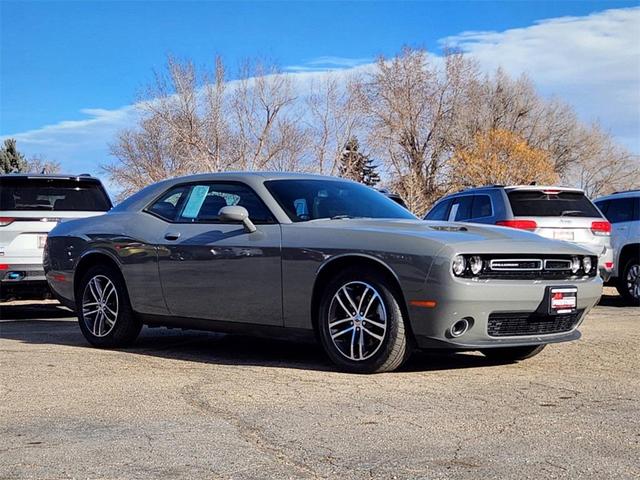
[469,255,483,275]
[570,256,580,274]
[452,255,466,276]
[583,256,592,274]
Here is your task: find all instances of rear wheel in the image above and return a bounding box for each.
[616,256,640,306]
[317,267,411,373]
[76,264,141,347]
[480,344,545,363]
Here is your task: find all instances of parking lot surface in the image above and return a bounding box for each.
[1,290,638,479]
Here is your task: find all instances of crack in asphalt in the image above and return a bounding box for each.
[180,380,321,479]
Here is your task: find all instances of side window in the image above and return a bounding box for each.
[594,200,609,215]
[471,195,493,219]
[449,196,473,221]
[425,199,451,220]
[604,198,635,224]
[177,183,275,224]
[147,186,189,222]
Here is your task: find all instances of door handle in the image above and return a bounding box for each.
[164,232,181,241]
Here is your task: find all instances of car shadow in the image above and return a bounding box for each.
[598,293,631,308]
[0,303,518,374]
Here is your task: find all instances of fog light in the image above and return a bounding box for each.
[469,256,483,275]
[452,255,466,276]
[570,257,580,274]
[583,256,592,274]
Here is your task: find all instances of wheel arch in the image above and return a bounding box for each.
[619,243,639,268]
[74,250,125,300]
[310,254,415,343]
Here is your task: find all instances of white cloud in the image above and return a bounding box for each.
[442,7,640,151]
[4,6,639,184]
[285,55,372,72]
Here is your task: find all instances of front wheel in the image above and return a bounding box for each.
[317,267,411,373]
[76,264,141,348]
[616,257,640,306]
[480,344,545,363]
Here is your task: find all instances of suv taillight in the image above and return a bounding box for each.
[496,220,538,231]
[591,221,611,236]
[0,217,15,226]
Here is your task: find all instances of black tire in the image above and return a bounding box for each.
[615,256,640,306]
[480,344,545,363]
[317,267,411,373]
[76,264,141,348]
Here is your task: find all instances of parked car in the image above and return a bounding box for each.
[44,173,602,373]
[378,189,408,209]
[424,185,614,280]
[0,174,111,301]
[594,190,640,305]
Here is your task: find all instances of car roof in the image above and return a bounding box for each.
[594,189,640,202]
[160,171,347,182]
[0,173,102,182]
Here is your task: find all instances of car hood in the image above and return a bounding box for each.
[302,218,594,256]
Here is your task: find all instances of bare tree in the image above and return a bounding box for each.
[305,74,361,175]
[26,155,61,174]
[353,48,478,214]
[229,60,307,171]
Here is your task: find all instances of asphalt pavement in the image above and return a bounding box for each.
[1,290,638,479]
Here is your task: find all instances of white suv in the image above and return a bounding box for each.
[0,174,111,301]
[594,190,640,305]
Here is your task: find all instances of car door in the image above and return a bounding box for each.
[150,181,283,325]
[602,197,637,268]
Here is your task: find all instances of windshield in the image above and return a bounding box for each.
[0,178,112,212]
[265,179,416,222]
[507,190,601,218]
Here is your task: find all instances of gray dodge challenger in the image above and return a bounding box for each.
[44,173,603,373]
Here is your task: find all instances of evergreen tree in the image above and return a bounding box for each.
[338,137,380,187]
[0,139,27,174]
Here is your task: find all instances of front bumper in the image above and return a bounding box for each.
[408,276,603,350]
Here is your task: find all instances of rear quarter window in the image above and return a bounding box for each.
[0,178,111,212]
[507,190,601,218]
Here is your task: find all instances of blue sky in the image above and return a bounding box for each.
[1,0,639,176]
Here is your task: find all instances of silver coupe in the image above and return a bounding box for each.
[44,173,603,373]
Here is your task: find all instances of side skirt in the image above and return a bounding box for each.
[137,313,316,344]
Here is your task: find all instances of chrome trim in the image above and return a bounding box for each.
[489,258,543,271]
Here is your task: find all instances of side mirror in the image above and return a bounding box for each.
[218,205,257,233]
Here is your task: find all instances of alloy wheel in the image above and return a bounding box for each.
[627,263,640,300]
[82,275,119,337]
[327,281,387,361]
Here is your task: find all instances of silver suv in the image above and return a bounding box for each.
[594,190,640,305]
[425,185,614,280]
[0,174,111,301]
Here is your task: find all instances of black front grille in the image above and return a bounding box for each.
[487,310,583,337]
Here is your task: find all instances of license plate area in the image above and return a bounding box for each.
[548,287,577,315]
[553,230,575,241]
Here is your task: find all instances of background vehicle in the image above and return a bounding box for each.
[424,185,613,280]
[45,173,601,373]
[594,190,640,305]
[378,188,408,209]
[0,174,111,301]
